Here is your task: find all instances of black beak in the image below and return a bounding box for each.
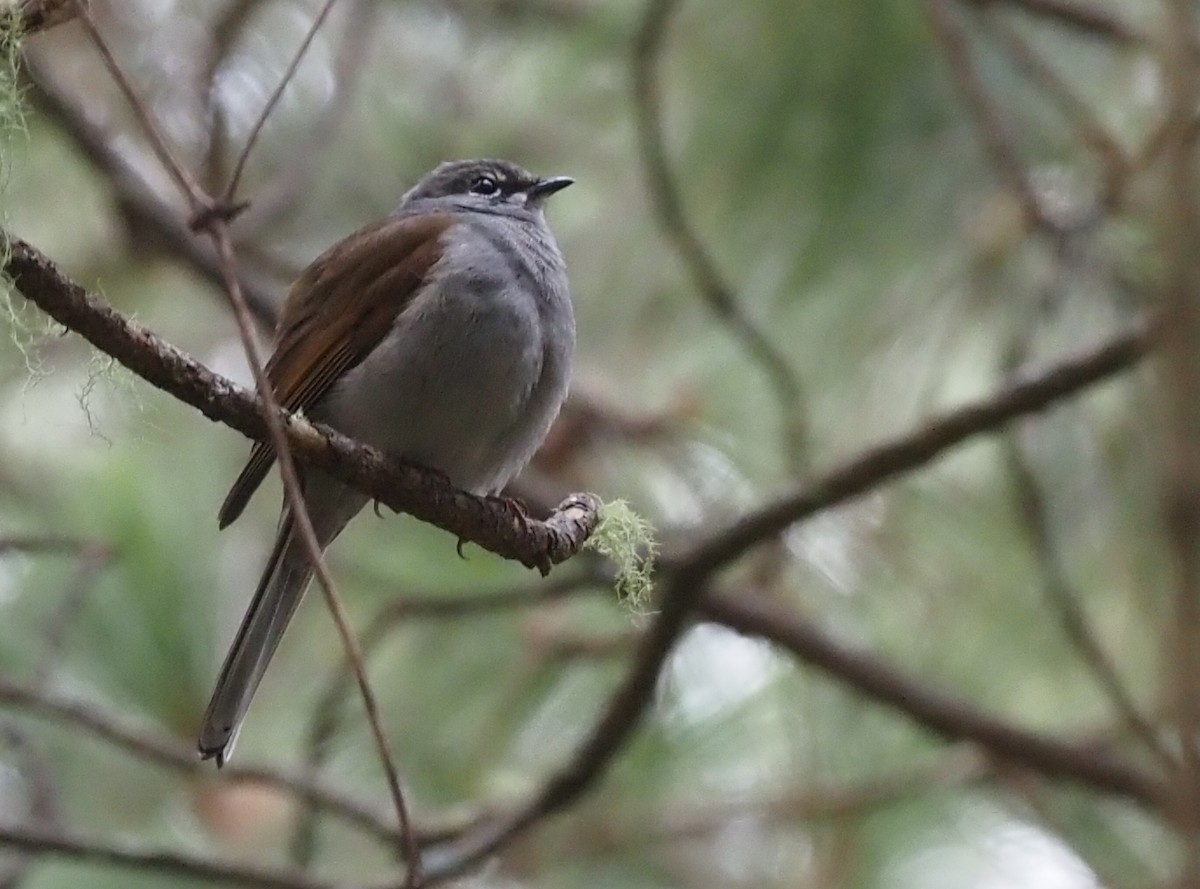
[526,176,574,204]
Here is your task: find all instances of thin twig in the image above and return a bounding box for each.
[0,536,102,556]
[222,0,341,206]
[69,0,210,211]
[1004,440,1170,765]
[0,822,336,889]
[980,9,1131,205]
[631,0,809,471]
[669,324,1150,578]
[926,0,1056,233]
[290,572,596,868]
[702,589,1163,807]
[23,44,278,327]
[33,541,112,686]
[43,12,426,872]
[207,228,424,885]
[234,0,377,235]
[963,0,1145,45]
[0,675,411,846]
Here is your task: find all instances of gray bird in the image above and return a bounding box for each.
[199,159,575,765]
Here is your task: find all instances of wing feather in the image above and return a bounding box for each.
[218,213,452,528]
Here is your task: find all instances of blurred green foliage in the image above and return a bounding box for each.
[0,0,1181,887]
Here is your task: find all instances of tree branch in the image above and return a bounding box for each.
[962,0,1144,45]
[631,0,810,471]
[0,675,415,845]
[222,0,341,206]
[702,590,1164,808]
[2,232,601,574]
[22,61,279,329]
[0,823,335,889]
[414,319,1151,881]
[671,323,1149,579]
[927,0,1056,233]
[1004,439,1168,764]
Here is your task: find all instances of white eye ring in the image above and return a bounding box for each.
[470,176,499,196]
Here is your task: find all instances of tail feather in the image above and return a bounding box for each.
[202,472,368,766]
[218,444,276,529]
[199,512,312,765]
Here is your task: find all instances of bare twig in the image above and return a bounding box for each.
[670,324,1150,578]
[980,10,1131,205]
[962,0,1145,45]
[69,0,210,212]
[222,0,341,206]
[0,675,412,846]
[23,57,278,328]
[211,219,422,883]
[702,590,1164,808]
[0,822,336,889]
[1005,441,1169,764]
[198,0,274,188]
[33,541,112,685]
[32,11,512,865]
[927,0,1055,233]
[233,0,377,235]
[631,0,809,471]
[290,572,597,868]
[12,7,606,884]
[0,536,103,556]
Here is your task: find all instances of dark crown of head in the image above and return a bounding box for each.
[407,159,536,201]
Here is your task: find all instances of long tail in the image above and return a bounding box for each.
[198,511,312,766]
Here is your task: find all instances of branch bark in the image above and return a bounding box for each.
[2,232,601,574]
[702,590,1164,808]
[669,323,1150,579]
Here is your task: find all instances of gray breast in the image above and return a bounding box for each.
[319,212,574,495]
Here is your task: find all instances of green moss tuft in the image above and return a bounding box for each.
[583,499,658,610]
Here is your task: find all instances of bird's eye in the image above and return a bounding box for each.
[470,176,499,196]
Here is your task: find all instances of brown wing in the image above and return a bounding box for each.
[218,212,452,529]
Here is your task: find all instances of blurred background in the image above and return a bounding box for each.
[0,0,1185,886]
